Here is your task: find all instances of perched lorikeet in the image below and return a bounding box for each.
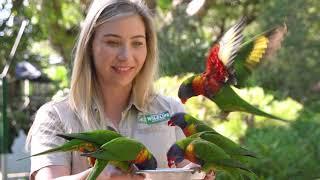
[168,112,257,159]
[167,137,255,179]
[82,136,157,180]
[56,129,122,150]
[18,130,122,162]
[56,129,123,168]
[168,112,217,136]
[18,130,123,179]
[178,17,288,122]
[234,23,287,87]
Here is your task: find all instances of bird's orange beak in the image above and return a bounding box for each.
[168,119,174,126]
[181,98,187,104]
[167,158,175,168]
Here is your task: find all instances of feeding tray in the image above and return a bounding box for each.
[136,168,206,180]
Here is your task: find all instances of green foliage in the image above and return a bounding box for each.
[157,0,172,12]
[243,118,320,179]
[157,15,210,76]
[44,65,69,89]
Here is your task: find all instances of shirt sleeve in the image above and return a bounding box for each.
[28,102,71,177]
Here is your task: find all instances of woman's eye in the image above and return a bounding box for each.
[132,41,144,47]
[106,41,120,46]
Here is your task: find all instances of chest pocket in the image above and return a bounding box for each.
[136,121,168,133]
[135,111,176,135]
[136,111,170,130]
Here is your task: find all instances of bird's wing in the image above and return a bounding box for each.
[81,137,144,161]
[192,139,230,162]
[218,17,246,68]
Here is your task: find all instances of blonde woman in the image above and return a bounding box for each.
[26,0,215,179]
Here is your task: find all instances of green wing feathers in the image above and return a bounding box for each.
[82,137,144,161]
[57,130,122,146]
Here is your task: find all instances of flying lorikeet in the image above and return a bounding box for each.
[168,112,257,159]
[167,137,255,179]
[81,136,157,180]
[178,17,288,122]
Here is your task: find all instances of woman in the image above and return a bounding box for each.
[26,0,214,179]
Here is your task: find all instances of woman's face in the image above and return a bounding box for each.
[92,15,147,88]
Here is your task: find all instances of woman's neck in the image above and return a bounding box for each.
[99,82,132,127]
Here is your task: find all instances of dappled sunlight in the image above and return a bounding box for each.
[186,0,206,16]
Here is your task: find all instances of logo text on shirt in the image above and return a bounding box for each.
[138,111,170,124]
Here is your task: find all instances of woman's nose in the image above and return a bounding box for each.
[117,46,130,61]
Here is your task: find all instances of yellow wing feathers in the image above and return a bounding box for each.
[245,36,269,70]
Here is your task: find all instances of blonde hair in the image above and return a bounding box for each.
[69,0,158,130]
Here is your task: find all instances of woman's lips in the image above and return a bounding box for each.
[112,66,133,73]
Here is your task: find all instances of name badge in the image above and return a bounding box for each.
[138,111,171,124]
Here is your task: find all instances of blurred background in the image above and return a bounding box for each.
[0,0,319,179]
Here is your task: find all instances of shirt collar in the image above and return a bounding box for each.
[125,94,145,113]
[92,90,148,114]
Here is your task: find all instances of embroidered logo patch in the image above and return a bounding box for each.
[138,111,171,124]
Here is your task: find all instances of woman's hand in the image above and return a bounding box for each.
[203,171,215,180]
[96,164,145,180]
[179,162,215,180]
[103,174,145,180]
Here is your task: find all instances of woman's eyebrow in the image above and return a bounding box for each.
[103,34,121,38]
[131,35,146,39]
[103,34,146,39]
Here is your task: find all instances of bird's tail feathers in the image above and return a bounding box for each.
[215,159,253,173]
[86,159,109,180]
[17,146,62,161]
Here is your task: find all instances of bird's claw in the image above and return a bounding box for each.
[129,164,139,173]
[182,163,201,173]
[190,166,202,173]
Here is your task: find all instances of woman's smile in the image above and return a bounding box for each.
[112,66,134,74]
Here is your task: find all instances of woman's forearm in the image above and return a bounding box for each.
[54,168,91,180]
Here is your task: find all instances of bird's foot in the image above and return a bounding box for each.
[182,162,202,173]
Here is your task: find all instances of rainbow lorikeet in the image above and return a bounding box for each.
[168,112,257,159]
[82,136,157,180]
[167,137,256,179]
[178,17,288,122]
[18,129,122,162]
[18,130,123,180]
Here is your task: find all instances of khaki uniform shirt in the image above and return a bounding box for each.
[29,94,185,177]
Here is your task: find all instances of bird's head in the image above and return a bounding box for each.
[166,143,185,168]
[178,75,197,104]
[133,149,157,170]
[168,112,188,129]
